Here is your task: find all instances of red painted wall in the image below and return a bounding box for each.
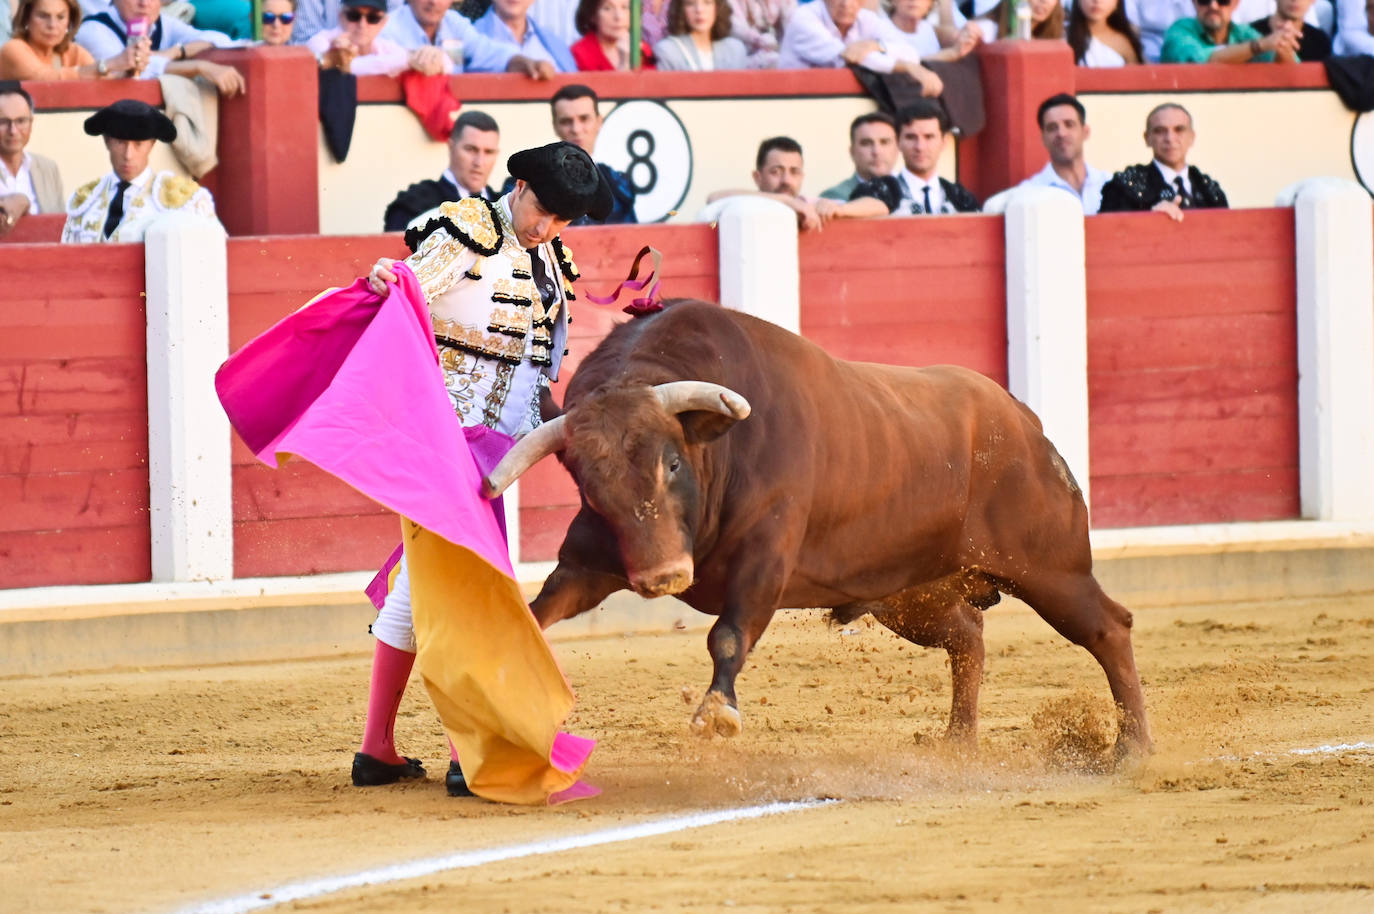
[1085,209,1300,527]
[0,243,151,588]
[799,216,1008,383]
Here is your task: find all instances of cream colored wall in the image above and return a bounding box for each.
[316,96,961,234]
[1080,91,1357,208]
[28,84,219,210]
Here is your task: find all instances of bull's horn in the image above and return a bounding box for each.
[482,415,567,498]
[653,382,751,420]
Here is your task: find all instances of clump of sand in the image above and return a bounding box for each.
[1030,689,1116,774]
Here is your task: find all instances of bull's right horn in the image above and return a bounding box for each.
[653,381,751,420]
[482,415,567,498]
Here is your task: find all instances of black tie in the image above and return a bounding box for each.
[922,185,933,215]
[1173,175,1191,208]
[526,246,557,311]
[103,180,130,238]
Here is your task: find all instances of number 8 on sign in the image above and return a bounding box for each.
[593,101,692,224]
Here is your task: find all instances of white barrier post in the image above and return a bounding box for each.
[144,213,234,582]
[1003,187,1091,509]
[1293,179,1374,521]
[715,196,801,333]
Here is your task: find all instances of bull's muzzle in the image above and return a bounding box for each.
[628,557,695,598]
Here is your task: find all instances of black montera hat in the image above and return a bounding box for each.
[507,141,614,222]
[83,99,177,143]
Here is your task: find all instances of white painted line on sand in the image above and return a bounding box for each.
[173,798,837,914]
[1288,741,1374,756]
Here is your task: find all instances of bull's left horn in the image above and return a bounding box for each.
[652,382,751,420]
[482,415,567,498]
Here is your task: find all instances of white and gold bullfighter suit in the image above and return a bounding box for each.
[61,167,217,244]
[402,193,577,439]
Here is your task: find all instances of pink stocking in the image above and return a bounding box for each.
[359,640,416,765]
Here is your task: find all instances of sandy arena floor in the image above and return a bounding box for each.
[2,594,1372,913]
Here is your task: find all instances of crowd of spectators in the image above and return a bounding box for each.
[4,0,1370,79]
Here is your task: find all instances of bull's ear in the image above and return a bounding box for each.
[679,410,740,445]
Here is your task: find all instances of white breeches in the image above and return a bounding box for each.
[371,556,416,653]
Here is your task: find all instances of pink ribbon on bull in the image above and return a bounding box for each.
[582,245,663,316]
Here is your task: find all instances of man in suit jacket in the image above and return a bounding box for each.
[1099,102,1228,221]
[846,99,979,216]
[384,110,502,234]
[0,83,64,239]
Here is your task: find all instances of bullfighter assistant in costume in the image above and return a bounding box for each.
[62,99,216,244]
[352,141,612,796]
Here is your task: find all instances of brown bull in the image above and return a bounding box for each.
[485,301,1151,756]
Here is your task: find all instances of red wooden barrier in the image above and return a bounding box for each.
[0,242,150,588]
[0,213,64,244]
[798,216,1008,383]
[1085,209,1300,527]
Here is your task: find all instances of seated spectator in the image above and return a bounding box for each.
[546,83,637,222]
[382,0,553,75]
[384,109,500,231]
[1253,0,1330,60]
[1333,0,1374,55]
[702,135,876,231]
[474,0,576,71]
[292,0,401,46]
[570,0,656,69]
[653,0,747,69]
[730,0,794,67]
[820,110,897,201]
[847,99,979,214]
[312,0,412,73]
[1160,0,1299,62]
[259,0,297,44]
[1099,102,1227,220]
[1067,0,1142,66]
[778,0,943,99]
[0,82,62,238]
[1012,93,1109,214]
[1,0,136,79]
[884,0,980,60]
[75,0,245,93]
[62,98,217,243]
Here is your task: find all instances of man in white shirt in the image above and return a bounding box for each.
[778,0,943,97]
[1016,93,1110,216]
[0,83,64,238]
[473,0,576,72]
[379,0,551,75]
[75,0,245,93]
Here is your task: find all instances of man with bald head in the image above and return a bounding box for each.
[1098,103,1228,221]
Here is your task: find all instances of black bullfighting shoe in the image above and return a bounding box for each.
[446,761,475,797]
[351,752,427,787]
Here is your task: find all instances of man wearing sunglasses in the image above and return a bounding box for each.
[1160,0,1301,61]
[383,0,556,77]
[309,0,414,73]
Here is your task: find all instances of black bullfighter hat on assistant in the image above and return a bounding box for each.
[507,141,613,223]
[83,99,177,143]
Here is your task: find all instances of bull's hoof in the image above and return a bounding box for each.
[689,691,742,738]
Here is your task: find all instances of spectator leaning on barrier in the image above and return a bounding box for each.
[292,0,399,45]
[570,0,656,69]
[62,98,217,244]
[543,83,638,223]
[259,0,297,44]
[0,82,62,237]
[74,0,245,93]
[473,0,576,71]
[384,109,500,231]
[1067,0,1142,65]
[1253,0,1330,59]
[1333,0,1374,55]
[702,135,878,231]
[821,110,898,201]
[1160,0,1299,62]
[1013,93,1109,215]
[653,0,747,69]
[730,0,793,66]
[1098,102,1228,221]
[847,98,978,215]
[882,0,981,61]
[778,0,943,99]
[382,0,553,75]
